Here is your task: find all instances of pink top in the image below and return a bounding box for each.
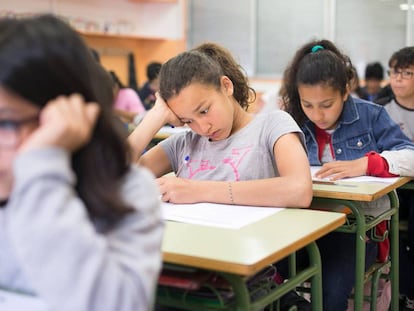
[114,88,146,114]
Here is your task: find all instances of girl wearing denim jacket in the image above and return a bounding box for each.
[280,39,414,311]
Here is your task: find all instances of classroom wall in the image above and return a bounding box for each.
[1,0,186,85]
[187,0,409,80]
[81,34,185,87]
[1,0,184,38]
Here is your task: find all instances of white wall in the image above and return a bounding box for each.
[0,0,185,39]
[187,0,412,78]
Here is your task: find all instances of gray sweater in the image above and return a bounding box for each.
[0,148,164,311]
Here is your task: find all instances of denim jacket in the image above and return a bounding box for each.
[303,96,414,166]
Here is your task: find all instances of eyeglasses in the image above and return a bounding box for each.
[0,115,39,149]
[387,69,414,80]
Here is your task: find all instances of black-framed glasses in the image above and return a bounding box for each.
[0,115,39,149]
[387,69,414,80]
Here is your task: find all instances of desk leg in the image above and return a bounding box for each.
[341,196,399,311]
[314,194,400,311]
[307,242,323,311]
[388,190,399,311]
[312,198,366,310]
[220,242,323,311]
[288,252,297,278]
[219,274,250,311]
[340,200,366,311]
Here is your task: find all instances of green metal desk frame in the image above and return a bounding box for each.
[156,242,322,311]
[400,180,414,190]
[313,190,399,311]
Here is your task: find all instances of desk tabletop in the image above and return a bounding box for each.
[162,208,345,276]
[154,126,190,140]
[312,177,411,201]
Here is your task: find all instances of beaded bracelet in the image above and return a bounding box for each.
[228,182,234,205]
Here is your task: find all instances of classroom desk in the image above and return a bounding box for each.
[127,123,189,141]
[151,126,190,149]
[312,176,411,311]
[400,179,414,190]
[154,126,190,141]
[159,208,345,310]
[128,124,190,148]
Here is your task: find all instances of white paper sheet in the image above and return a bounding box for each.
[162,202,284,229]
[0,289,49,311]
[310,166,400,184]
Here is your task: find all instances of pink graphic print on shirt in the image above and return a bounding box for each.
[186,145,252,180]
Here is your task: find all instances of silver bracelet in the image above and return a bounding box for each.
[228,182,234,205]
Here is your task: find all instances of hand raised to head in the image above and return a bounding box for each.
[153,92,184,128]
[19,94,100,153]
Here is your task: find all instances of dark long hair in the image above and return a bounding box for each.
[280,39,353,126]
[0,15,133,222]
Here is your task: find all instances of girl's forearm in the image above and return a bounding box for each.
[198,177,312,208]
[127,107,168,162]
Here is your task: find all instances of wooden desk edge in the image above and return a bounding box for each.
[163,213,346,276]
[370,176,412,200]
[313,176,412,202]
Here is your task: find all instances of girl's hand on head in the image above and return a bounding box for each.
[316,158,368,180]
[153,92,183,127]
[19,94,100,153]
[157,176,197,204]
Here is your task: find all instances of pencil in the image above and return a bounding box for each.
[312,179,336,185]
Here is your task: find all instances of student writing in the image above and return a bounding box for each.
[129,41,313,310]
[0,15,163,311]
[128,42,312,208]
[280,39,414,311]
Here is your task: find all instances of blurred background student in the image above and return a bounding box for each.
[138,61,162,110]
[361,61,385,102]
[349,66,365,99]
[110,70,146,125]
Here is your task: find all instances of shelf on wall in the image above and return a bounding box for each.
[128,0,177,3]
[78,31,171,41]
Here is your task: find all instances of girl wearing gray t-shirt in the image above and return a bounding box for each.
[129,42,312,209]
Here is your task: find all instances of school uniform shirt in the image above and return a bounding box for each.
[383,98,414,141]
[0,147,164,311]
[159,110,305,181]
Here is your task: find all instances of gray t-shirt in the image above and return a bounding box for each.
[0,148,163,311]
[384,98,414,141]
[160,110,305,181]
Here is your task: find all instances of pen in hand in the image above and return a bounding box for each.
[176,155,190,176]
